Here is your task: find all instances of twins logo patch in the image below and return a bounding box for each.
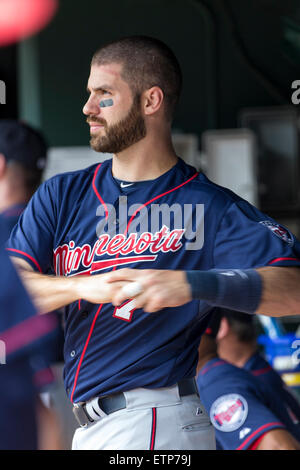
[259,221,294,247]
[210,394,248,432]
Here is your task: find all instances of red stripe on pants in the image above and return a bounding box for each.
[150,408,157,450]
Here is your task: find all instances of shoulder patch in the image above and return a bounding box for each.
[210,393,248,432]
[259,221,294,247]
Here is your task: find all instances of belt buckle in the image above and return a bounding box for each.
[73,403,90,428]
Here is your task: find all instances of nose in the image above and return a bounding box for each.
[83,95,100,116]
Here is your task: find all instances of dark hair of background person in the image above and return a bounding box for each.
[220,309,257,343]
[7,160,44,195]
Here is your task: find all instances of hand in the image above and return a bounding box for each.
[76,272,129,304]
[106,268,192,312]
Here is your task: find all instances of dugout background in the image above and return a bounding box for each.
[16,0,300,146]
[0,0,300,450]
[1,0,299,332]
[1,0,299,225]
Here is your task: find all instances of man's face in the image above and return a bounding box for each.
[83,63,146,154]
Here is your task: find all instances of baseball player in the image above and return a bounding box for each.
[196,313,300,450]
[6,36,300,450]
[216,309,300,435]
[0,120,48,232]
[0,214,52,450]
[0,121,63,449]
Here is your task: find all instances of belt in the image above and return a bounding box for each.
[73,378,199,428]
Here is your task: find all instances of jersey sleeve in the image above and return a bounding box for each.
[213,199,300,269]
[6,178,58,273]
[197,359,286,450]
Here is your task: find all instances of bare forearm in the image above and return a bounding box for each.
[11,257,128,314]
[19,269,81,314]
[256,267,300,316]
[107,266,300,317]
[256,428,300,450]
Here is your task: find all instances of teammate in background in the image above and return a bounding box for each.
[6,36,300,450]
[196,313,300,450]
[216,309,300,432]
[0,120,47,232]
[0,120,64,449]
[0,215,46,449]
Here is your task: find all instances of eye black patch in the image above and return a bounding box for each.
[99,99,114,108]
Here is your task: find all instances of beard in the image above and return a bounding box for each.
[89,94,146,154]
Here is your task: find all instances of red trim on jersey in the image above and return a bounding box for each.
[75,162,109,314]
[268,257,300,265]
[92,163,109,220]
[69,268,91,277]
[251,366,272,376]
[70,170,199,402]
[150,408,157,450]
[70,304,103,403]
[200,360,226,376]
[111,171,200,273]
[112,299,137,323]
[6,248,43,273]
[248,433,266,450]
[91,255,157,272]
[70,255,157,277]
[236,422,284,450]
[127,172,199,227]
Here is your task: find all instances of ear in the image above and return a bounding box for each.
[216,317,230,341]
[0,154,7,178]
[143,86,164,117]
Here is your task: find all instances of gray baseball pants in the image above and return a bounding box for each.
[72,384,216,450]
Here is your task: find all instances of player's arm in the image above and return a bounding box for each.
[254,428,300,450]
[11,257,128,314]
[256,266,300,316]
[106,266,300,317]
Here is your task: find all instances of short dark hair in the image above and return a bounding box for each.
[220,309,257,343]
[92,36,182,121]
[0,119,47,195]
[7,161,43,195]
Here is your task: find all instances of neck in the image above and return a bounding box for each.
[196,352,219,375]
[218,340,257,368]
[197,335,219,375]
[0,183,29,213]
[111,128,178,181]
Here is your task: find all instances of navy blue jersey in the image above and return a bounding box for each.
[7,157,300,403]
[0,359,37,450]
[244,352,300,436]
[1,203,26,234]
[1,204,64,389]
[0,212,62,449]
[0,215,38,449]
[197,357,300,450]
